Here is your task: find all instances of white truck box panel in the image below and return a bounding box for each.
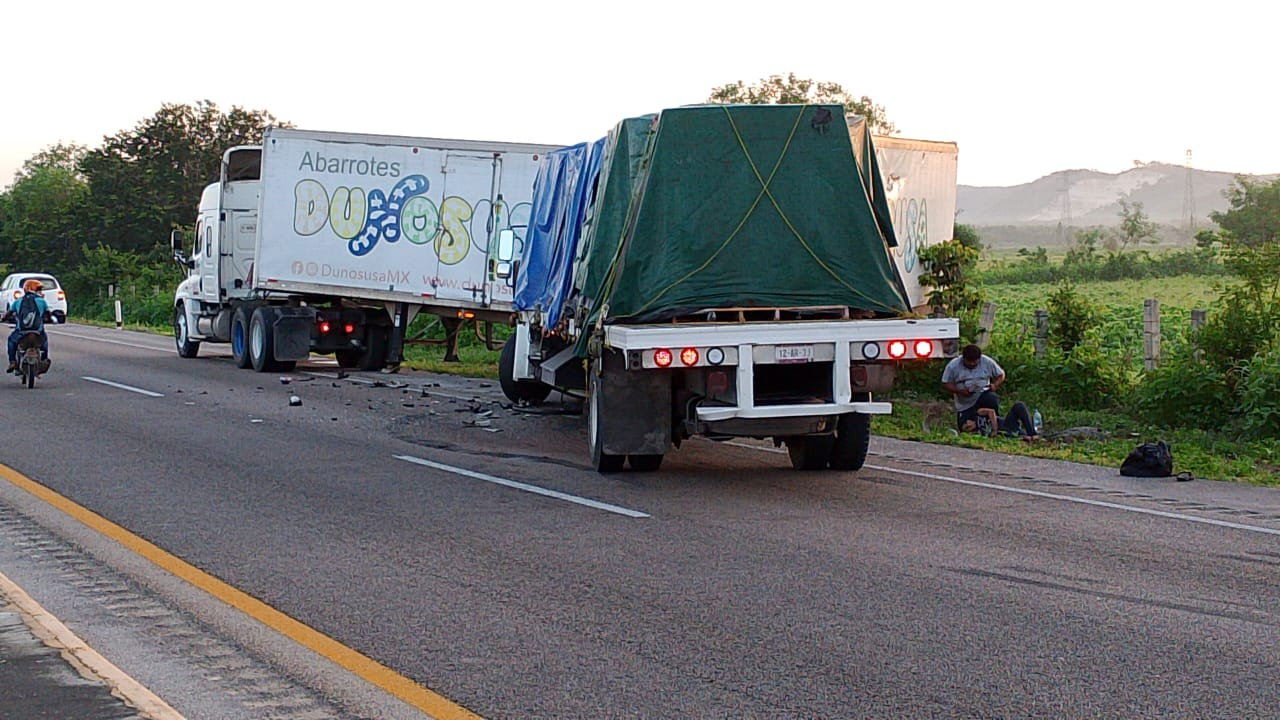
[873,135,959,311]
[254,128,555,307]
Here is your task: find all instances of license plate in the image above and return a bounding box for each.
[775,344,813,363]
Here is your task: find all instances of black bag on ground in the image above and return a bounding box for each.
[1120,440,1173,477]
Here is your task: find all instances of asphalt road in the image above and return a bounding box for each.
[1,323,1278,719]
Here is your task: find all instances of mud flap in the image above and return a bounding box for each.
[596,349,671,456]
[271,307,315,361]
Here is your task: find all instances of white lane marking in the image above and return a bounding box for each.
[868,464,1280,537]
[80,377,165,397]
[723,441,1280,537]
[395,454,650,518]
[49,328,172,353]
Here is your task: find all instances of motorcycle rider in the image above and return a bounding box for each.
[7,279,50,373]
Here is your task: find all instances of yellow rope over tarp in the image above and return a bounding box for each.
[630,105,899,317]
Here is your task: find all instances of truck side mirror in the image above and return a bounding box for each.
[171,229,193,269]
[494,229,516,280]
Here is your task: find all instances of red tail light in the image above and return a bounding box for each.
[344,323,355,334]
[318,321,331,333]
[653,349,673,367]
[914,340,934,358]
[887,340,907,359]
[680,348,699,366]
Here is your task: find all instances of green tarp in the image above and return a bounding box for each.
[581,104,910,327]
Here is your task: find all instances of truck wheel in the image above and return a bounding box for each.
[499,335,552,405]
[357,326,387,371]
[786,435,834,471]
[588,364,625,473]
[174,305,200,359]
[230,305,253,369]
[829,413,871,471]
[627,454,663,472]
[249,306,278,373]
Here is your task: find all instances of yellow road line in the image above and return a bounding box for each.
[0,462,483,720]
[0,569,185,720]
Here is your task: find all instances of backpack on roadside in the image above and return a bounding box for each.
[1120,440,1174,478]
[17,294,42,334]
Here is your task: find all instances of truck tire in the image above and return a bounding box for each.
[829,412,871,471]
[786,435,834,471]
[499,335,552,405]
[627,454,663,472]
[174,304,200,359]
[587,362,625,473]
[230,305,253,369]
[357,326,387,371]
[249,306,281,373]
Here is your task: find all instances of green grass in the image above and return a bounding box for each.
[982,275,1226,310]
[876,401,1279,486]
[402,340,500,378]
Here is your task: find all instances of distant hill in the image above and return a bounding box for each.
[956,164,1278,248]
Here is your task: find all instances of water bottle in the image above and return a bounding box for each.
[1032,409,1043,434]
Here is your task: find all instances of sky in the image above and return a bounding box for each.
[2,0,1275,190]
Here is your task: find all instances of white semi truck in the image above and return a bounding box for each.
[171,127,557,371]
[498,106,960,473]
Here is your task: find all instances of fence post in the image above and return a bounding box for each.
[1033,309,1049,359]
[976,302,997,349]
[1191,308,1206,362]
[1143,298,1161,370]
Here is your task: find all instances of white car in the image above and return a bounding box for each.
[2,272,68,324]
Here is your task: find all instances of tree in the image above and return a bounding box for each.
[706,73,896,134]
[1210,176,1280,249]
[1189,177,1280,391]
[1194,228,1219,250]
[953,223,982,253]
[8,143,88,188]
[77,100,287,257]
[1064,227,1103,266]
[0,162,90,272]
[918,239,983,341]
[1114,198,1158,252]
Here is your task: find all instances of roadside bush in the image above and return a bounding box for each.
[1132,348,1232,430]
[1004,343,1132,411]
[1046,279,1097,355]
[1237,345,1280,438]
[1194,286,1280,391]
[63,245,179,328]
[76,291,172,328]
[976,247,1225,287]
[918,239,984,343]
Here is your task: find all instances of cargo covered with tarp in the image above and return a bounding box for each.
[515,104,912,353]
[513,138,605,328]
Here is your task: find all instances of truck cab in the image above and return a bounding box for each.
[173,146,262,348]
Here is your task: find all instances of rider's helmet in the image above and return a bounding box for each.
[22,279,43,295]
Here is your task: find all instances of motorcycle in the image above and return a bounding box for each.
[7,308,53,389]
[14,331,50,389]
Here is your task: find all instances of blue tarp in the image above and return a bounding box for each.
[513,138,604,328]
